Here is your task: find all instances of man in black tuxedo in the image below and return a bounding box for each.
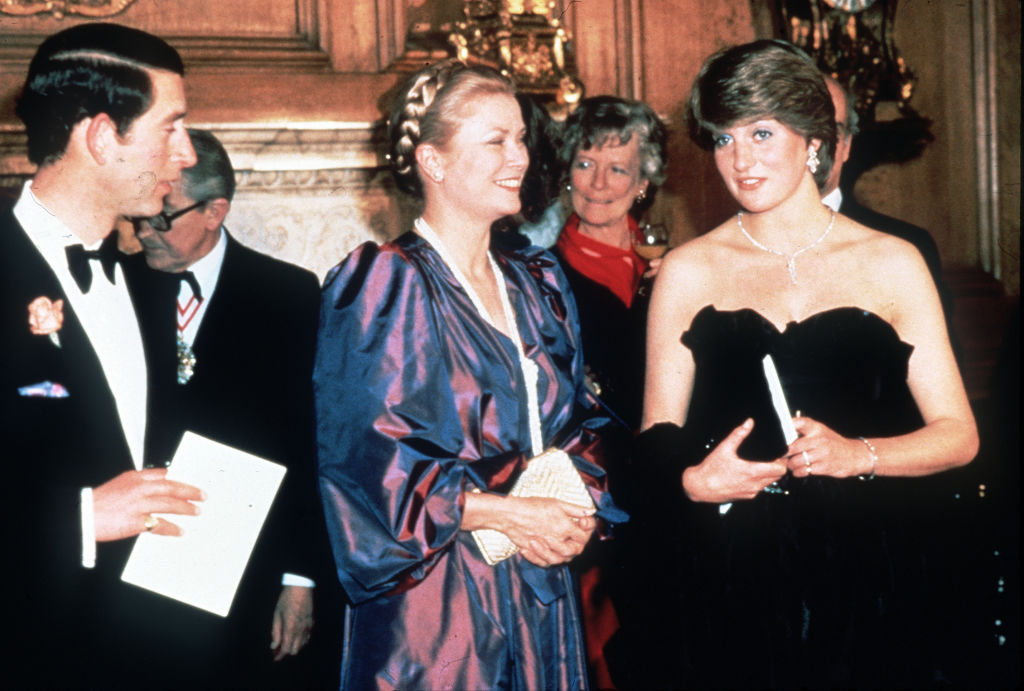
[1,23,208,687]
[822,77,956,330]
[133,128,339,689]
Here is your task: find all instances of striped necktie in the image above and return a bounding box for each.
[177,271,204,335]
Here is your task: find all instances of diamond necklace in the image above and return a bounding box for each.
[736,208,836,284]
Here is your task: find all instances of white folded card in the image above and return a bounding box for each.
[121,432,286,617]
[762,353,798,444]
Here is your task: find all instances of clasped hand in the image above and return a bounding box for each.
[785,416,874,479]
[92,468,205,541]
[502,496,596,567]
[683,416,873,503]
[463,492,596,568]
[682,419,786,503]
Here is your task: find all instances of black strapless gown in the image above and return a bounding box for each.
[614,306,939,690]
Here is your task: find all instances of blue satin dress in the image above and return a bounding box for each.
[314,232,624,690]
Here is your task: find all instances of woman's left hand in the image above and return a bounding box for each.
[786,416,875,479]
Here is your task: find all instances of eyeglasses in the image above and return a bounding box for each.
[131,199,207,232]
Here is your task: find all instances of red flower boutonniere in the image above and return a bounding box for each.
[28,296,65,348]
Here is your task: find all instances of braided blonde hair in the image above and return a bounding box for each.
[387,58,516,197]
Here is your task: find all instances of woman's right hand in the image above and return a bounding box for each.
[504,496,596,567]
[681,418,788,503]
[462,492,596,567]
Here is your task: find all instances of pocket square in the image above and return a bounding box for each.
[18,381,70,398]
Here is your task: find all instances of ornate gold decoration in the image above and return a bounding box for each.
[450,1,583,114]
[821,0,878,11]
[776,0,914,122]
[1,0,138,19]
[773,0,932,182]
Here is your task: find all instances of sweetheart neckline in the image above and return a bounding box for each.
[694,304,902,340]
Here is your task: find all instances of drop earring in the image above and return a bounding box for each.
[806,148,820,175]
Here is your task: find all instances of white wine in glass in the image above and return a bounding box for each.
[634,223,669,260]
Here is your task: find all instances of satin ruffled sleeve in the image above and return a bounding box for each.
[314,243,469,603]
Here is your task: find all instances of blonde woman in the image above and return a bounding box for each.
[315,60,623,690]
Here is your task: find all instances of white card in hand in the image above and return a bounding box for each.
[121,432,286,617]
[762,354,798,444]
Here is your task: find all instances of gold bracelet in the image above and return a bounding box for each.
[857,436,877,481]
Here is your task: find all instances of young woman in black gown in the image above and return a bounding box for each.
[628,40,978,689]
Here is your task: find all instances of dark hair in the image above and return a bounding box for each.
[15,23,185,167]
[559,95,668,216]
[516,93,562,223]
[182,129,235,203]
[387,58,516,197]
[686,39,836,191]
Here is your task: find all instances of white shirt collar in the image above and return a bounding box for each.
[822,187,843,213]
[187,226,228,300]
[14,180,102,253]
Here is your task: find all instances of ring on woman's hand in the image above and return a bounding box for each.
[144,514,159,532]
[802,450,812,474]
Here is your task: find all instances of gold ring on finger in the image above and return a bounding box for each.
[144,514,159,531]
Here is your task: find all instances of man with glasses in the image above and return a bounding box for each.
[1,23,209,687]
[133,128,338,689]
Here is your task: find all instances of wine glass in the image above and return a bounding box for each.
[634,223,669,260]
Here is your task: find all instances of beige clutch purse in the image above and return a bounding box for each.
[471,448,596,566]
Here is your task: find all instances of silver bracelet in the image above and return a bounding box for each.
[857,437,878,481]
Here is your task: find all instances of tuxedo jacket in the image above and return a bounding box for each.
[0,206,201,687]
[137,231,335,680]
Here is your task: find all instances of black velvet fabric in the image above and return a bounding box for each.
[610,305,948,690]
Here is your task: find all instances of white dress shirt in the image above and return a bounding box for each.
[14,180,149,567]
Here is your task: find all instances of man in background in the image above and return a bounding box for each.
[2,23,205,687]
[133,128,340,689]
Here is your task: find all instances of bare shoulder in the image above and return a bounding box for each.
[836,217,939,333]
[842,216,925,267]
[662,222,735,284]
[653,223,737,330]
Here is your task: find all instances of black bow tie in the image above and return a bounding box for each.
[178,270,203,302]
[65,236,118,293]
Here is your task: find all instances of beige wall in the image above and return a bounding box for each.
[1,0,1018,293]
[994,0,1021,294]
